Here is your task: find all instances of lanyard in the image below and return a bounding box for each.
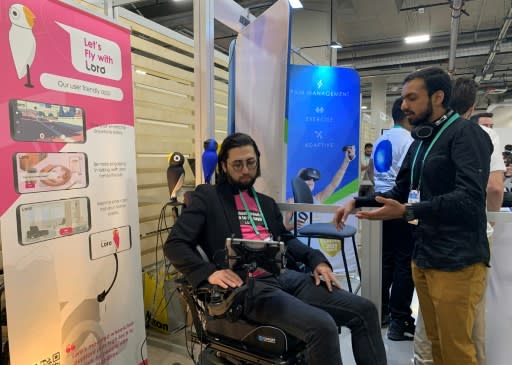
[410,113,459,189]
[238,187,269,236]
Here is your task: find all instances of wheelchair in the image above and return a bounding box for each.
[176,238,308,365]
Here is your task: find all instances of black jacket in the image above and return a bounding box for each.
[358,116,492,270]
[164,183,329,288]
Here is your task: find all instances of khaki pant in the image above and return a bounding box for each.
[412,262,487,365]
[414,295,486,365]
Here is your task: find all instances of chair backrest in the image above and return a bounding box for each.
[291,176,314,204]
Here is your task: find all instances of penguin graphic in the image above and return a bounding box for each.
[9,3,36,88]
[202,139,218,184]
[167,152,185,202]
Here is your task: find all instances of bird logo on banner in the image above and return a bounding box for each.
[9,3,36,88]
[202,139,218,184]
[167,152,185,202]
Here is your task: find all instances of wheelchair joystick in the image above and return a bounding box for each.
[210,288,223,304]
[207,286,248,317]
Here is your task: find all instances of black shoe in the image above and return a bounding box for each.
[404,319,416,335]
[381,313,390,328]
[387,320,414,341]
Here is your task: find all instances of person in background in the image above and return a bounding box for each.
[413,77,505,365]
[372,97,415,340]
[359,143,374,196]
[335,67,492,365]
[470,112,494,129]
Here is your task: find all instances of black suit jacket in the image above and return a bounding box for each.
[164,183,329,288]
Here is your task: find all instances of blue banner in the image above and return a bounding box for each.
[286,65,360,204]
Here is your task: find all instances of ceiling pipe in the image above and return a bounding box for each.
[337,40,512,70]
[478,5,512,81]
[448,0,463,76]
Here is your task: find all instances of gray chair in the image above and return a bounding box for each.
[291,176,361,293]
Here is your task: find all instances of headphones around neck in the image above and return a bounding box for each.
[411,110,455,140]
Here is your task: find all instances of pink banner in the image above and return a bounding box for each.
[0,1,147,364]
[0,0,133,216]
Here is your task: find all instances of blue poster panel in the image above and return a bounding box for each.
[286,65,360,203]
[285,65,360,273]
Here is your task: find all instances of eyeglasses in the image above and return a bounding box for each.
[229,158,258,172]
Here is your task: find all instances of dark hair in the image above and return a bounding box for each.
[505,156,512,167]
[217,132,261,184]
[364,143,373,149]
[505,144,512,152]
[450,77,477,115]
[403,67,452,108]
[391,97,405,124]
[470,112,493,124]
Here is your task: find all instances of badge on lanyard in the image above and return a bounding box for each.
[407,190,420,225]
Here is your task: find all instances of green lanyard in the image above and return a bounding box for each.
[410,113,459,189]
[238,187,269,236]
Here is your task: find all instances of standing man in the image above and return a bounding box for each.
[372,97,415,340]
[335,67,492,365]
[166,133,387,365]
[414,77,505,365]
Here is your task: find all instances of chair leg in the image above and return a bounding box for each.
[352,235,362,281]
[341,240,352,293]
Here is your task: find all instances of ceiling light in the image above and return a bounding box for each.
[289,0,303,9]
[135,69,147,75]
[404,34,430,44]
[361,106,368,110]
[329,41,343,49]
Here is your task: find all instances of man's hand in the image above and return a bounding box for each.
[333,199,356,230]
[208,269,243,289]
[313,263,341,292]
[355,196,405,221]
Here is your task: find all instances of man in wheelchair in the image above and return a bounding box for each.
[165,133,387,365]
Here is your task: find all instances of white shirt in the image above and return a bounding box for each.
[372,126,414,193]
[480,125,505,173]
[480,125,505,238]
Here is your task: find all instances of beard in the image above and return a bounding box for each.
[406,99,433,126]
[226,173,256,191]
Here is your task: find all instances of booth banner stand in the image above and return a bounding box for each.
[0,0,147,364]
[286,65,360,272]
[234,0,290,201]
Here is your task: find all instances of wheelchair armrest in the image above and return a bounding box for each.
[176,276,248,317]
